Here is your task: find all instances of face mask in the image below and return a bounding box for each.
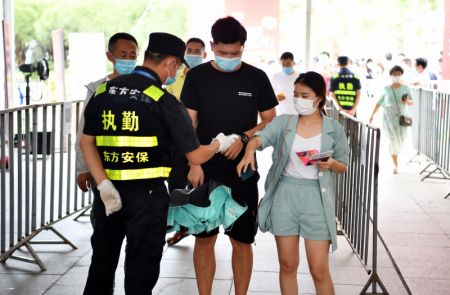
[185,54,203,68]
[164,62,178,85]
[391,76,401,83]
[113,58,137,75]
[282,66,294,75]
[294,97,319,116]
[214,55,241,72]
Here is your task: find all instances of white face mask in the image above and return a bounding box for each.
[391,76,401,83]
[294,97,318,116]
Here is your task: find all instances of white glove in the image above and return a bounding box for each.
[214,133,239,153]
[97,179,122,216]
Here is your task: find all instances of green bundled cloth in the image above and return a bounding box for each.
[167,181,247,234]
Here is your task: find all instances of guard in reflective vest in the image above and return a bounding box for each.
[329,56,361,116]
[80,32,237,295]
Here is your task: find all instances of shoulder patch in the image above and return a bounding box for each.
[94,82,107,97]
[143,85,164,101]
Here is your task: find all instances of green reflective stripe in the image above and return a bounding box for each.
[96,136,158,147]
[105,167,172,180]
[143,85,164,101]
[339,101,354,106]
[95,82,107,97]
[335,90,356,95]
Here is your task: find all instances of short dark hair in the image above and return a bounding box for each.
[186,37,205,48]
[294,71,327,115]
[211,16,247,45]
[385,52,392,61]
[389,65,404,76]
[108,32,138,52]
[337,56,349,66]
[144,51,180,65]
[416,58,428,69]
[280,52,294,61]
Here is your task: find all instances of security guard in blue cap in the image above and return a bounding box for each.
[80,32,237,295]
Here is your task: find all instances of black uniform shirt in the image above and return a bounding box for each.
[83,66,200,181]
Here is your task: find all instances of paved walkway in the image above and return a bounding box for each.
[1,138,449,294]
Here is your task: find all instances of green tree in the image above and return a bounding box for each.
[14,0,187,65]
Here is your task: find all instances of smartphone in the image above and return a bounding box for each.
[401,94,408,101]
[240,166,254,181]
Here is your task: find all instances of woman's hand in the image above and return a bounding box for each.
[315,157,348,174]
[237,151,256,177]
[315,158,336,171]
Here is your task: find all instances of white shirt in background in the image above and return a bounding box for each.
[283,134,321,180]
[413,71,431,87]
[271,71,299,115]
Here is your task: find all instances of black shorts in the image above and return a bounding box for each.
[193,172,260,244]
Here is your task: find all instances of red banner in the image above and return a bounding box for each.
[224,0,279,60]
[443,0,450,79]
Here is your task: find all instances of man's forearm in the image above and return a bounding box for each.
[353,91,361,111]
[245,119,271,138]
[186,140,220,166]
[80,135,107,184]
[245,109,276,138]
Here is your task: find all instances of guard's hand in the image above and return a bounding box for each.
[348,108,357,116]
[214,133,238,153]
[224,135,243,160]
[188,165,204,188]
[236,151,256,177]
[97,179,122,216]
[315,158,335,171]
[77,172,91,192]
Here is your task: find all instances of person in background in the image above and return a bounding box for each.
[329,56,361,116]
[411,58,430,87]
[181,16,278,295]
[271,52,299,115]
[165,37,207,246]
[400,58,415,85]
[369,65,414,174]
[166,37,207,99]
[316,51,332,96]
[76,32,138,195]
[238,71,349,295]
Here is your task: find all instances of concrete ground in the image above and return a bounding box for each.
[0,134,449,295]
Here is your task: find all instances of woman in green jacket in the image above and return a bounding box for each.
[237,72,349,295]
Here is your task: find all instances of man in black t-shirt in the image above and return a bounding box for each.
[181,17,278,295]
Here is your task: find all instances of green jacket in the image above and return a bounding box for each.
[167,185,248,234]
[255,114,350,252]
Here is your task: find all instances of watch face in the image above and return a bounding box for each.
[241,133,249,143]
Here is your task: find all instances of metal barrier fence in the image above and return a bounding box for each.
[327,101,388,294]
[0,100,92,271]
[410,88,450,188]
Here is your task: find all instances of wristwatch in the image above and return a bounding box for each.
[240,133,250,144]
